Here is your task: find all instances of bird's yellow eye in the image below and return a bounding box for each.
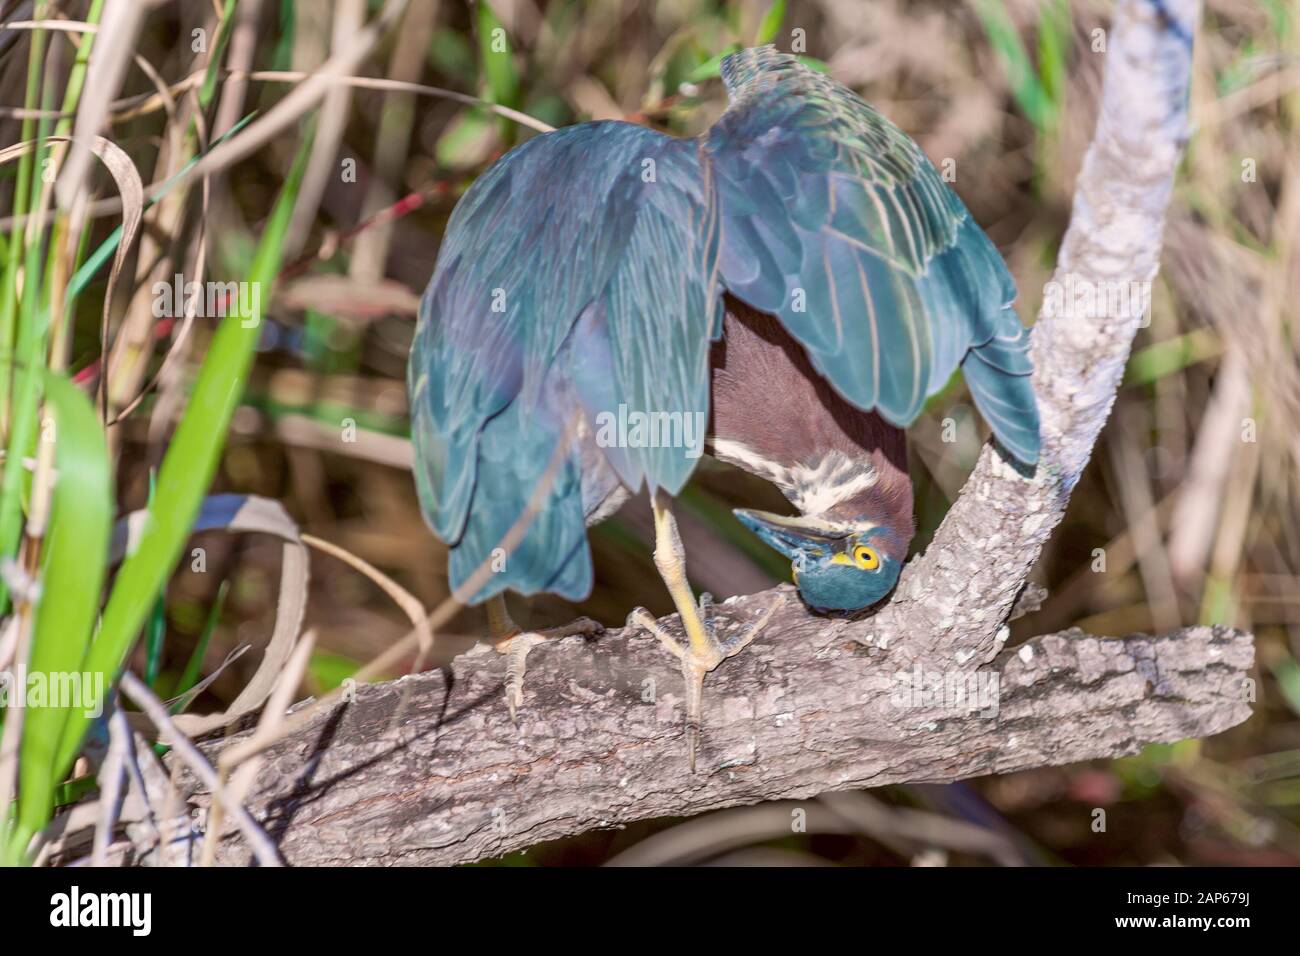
[853,545,880,570]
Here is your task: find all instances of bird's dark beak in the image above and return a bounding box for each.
[733,508,847,560]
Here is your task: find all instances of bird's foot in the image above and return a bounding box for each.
[493,617,603,722]
[627,592,786,771]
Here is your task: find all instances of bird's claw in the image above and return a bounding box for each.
[495,617,603,723]
[627,592,787,770]
[500,633,545,723]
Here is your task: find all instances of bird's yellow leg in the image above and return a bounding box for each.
[650,491,718,666]
[630,490,785,771]
[486,594,518,641]
[486,595,601,721]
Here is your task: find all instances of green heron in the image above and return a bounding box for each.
[408,47,1039,767]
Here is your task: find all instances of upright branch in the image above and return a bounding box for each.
[868,0,1200,667]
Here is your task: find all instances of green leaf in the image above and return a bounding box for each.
[308,650,363,693]
[684,45,741,85]
[756,0,786,45]
[1124,328,1221,386]
[1270,655,1300,718]
[7,372,112,863]
[429,27,476,81]
[435,108,498,169]
[794,55,830,75]
[477,1,519,108]
[270,0,297,72]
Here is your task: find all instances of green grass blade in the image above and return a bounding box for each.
[2,13,46,257]
[142,471,165,688]
[973,0,1053,131]
[144,598,166,688]
[0,227,53,613]
[6,371,112,864]
[198,1,240,109]
[171,579,229,709]
[477,0,519,142]
[51,0,105,141]
[0,109,241,599]
[1035,0,1070,118]
[52,130,316,779]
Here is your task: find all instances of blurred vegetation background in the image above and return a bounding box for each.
[0,0,1297,865]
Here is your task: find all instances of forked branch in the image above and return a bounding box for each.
[175,0,1254,866]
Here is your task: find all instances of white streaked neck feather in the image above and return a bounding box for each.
[710,439,878,517]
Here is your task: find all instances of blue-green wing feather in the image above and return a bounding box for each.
[408,121,719,603]
[706,47,1039,464]
[446,384,592,603]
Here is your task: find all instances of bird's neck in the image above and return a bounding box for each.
[794,450,915,550]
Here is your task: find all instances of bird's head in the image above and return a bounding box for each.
[735,508,904,612]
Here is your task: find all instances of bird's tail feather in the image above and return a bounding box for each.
[961,341,1039,466]
[446,395,594,606]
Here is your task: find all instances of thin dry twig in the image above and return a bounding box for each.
[202,630,317,867]
[118,672,282,868]
[300,533,431,665]
[93,704,130,867]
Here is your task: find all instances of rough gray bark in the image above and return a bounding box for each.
[868,0,1199,668]
[169,0,1243,867]
[189,600,1251,866]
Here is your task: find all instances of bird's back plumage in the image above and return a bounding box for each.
[408,121,719,601]
[707,47,1038,462]
[409,46,1039,604]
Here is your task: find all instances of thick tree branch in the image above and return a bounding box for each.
[190,598,1251,865]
